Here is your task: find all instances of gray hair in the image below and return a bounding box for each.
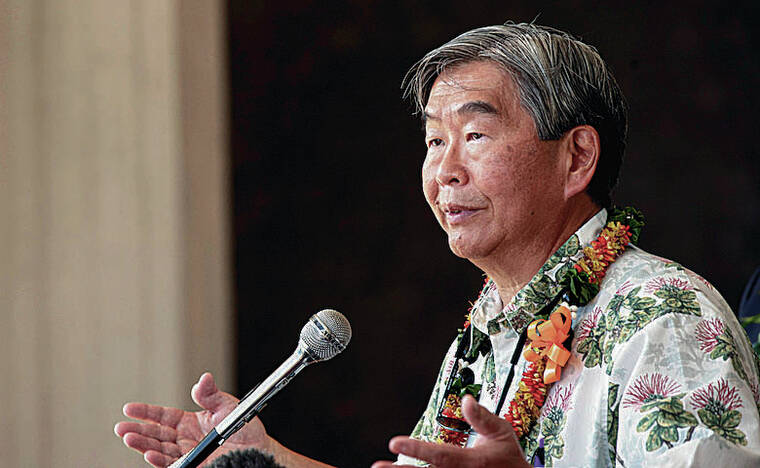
[402,22,627,208]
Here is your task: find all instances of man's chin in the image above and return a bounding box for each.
[447,234,488,260]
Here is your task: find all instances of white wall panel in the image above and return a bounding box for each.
[0,1,231,466]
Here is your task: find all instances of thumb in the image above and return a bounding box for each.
[461,395,517,443]
[191,372,235,413]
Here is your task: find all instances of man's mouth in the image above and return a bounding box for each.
[440,203,483,224]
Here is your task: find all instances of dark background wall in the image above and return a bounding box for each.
[227,2,760,466]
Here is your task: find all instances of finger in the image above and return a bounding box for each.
[388,436,461,466]
[123,432,183,458]
[123,402,185,428]
[144,449,177,468]
[114,421,178,442]
[191,372,234,412]
[461,395,516,442]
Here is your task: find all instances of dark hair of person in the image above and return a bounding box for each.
[206,449,285,468]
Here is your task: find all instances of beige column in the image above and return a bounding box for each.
[0,1,231,466]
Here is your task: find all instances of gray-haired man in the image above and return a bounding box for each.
[116,23,760,468]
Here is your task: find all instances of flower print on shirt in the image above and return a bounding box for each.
[623,373,698,452]
[689,378,747,446]
[541,384,574,466]
[576,307,605,368]
[607,383,622,466]
[696,317,748,382]
[645,277,701,318]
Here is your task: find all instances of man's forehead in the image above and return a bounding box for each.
[423,61,516,119]
[423,100,501,123]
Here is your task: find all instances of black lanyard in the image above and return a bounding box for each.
[494,287,568,416]
[436,287,570,433]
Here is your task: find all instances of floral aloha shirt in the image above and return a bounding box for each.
[400,209,760,467]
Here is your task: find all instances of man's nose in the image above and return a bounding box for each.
[435,141,468,186]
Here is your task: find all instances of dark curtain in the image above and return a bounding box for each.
[227,2,760,465]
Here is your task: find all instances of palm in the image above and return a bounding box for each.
[176,401,265,449]
[115,373,267,467]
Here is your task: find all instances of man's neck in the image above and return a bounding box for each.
[476,197,600,305]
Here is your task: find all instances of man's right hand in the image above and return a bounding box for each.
[114,372,267,467]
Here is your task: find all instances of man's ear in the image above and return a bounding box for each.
[561,125,600,200]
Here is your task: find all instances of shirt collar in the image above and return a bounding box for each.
[470,209,608,336]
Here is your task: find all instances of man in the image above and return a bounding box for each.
[115,23,760,467]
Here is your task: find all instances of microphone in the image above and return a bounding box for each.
[169,309,352,468]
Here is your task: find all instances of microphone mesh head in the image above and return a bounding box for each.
[299,309,352,361]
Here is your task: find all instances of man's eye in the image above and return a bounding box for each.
[427,138,444,148]
[467,132,484,141]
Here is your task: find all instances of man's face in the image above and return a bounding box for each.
[422,61,566,262]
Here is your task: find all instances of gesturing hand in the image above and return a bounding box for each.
[371,395,530,468]
[114,372,268,467]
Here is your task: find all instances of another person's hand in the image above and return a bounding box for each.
[114,372,268,467]
[371,395,531,468]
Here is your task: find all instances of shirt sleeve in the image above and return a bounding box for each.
[607,275,760,467]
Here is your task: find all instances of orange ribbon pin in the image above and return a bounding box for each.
[523,305,573,384]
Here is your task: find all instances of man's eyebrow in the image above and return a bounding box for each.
[457,100,500,117]
[421,101,500,126]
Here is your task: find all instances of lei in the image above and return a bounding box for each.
[434,207,644,446]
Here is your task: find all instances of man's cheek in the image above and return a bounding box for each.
[421,180,438,208]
